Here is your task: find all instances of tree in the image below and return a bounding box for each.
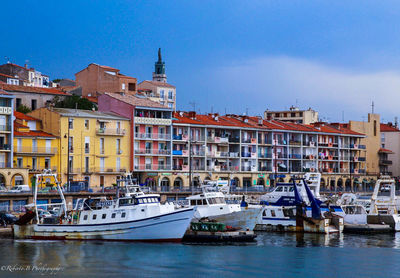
[53,95,97,110]
[16,104,32,114]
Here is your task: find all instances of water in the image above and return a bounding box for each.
[0,233,400,277]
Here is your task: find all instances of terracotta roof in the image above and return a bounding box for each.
[14,111,39,121]
[0,89,11,95]
[99,64,119,71]
[0,84,70,96]
[139,80,176,89]
[14,130,55,138]
[0,73,15,78]
[83,96,98,103]
[172,111,365,136]
[380,123,399,132]
[14,122,29,129]
[379,148,394,154]
[117,74,136,80]
[103,92,168,109]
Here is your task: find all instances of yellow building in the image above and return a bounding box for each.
[13,111,58,186]
[29,108,130,189]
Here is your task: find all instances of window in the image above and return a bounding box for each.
[44,158,50,169]
[111,213,116,219]
[168,90,173,100]
[374,120,377,136]
[116,139,121,154]
[31,99,37,110]
[168,103,173,108]
[93,214,97,220]
[17,158,23,168]
[85,120,89,129]
[122,83,126,90]
[68,137,73,152]
[128,83,136,91]
[68,156,73,171]
[32,157,37,170]
[271,210,276,217]
[85,157,89,173]
[121,212,126,218]
[68,118,74,129]
[85,137,90,153]
[83,215,88,220]
[160,90,165,99]
[102,214,106,219]
[16,98,21,108]
[100,138,104,154]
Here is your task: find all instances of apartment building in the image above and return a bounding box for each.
[380,123,399,176]
[0,63,50,87]
[97,92,173,180]
[13,111,58,185]
[29,108,130,188]
[0,84,70,111]
[133,111,368,192]
[264,106,318,124]
[75,63,137,98]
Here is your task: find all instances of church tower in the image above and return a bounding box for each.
[152,48,167,83]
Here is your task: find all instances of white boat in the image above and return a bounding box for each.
[14,171,195,242]
[187,182,262,230]
[367,176,400,231]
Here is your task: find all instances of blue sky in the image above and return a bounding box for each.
[3,0,400,122]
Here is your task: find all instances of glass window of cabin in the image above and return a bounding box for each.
[83,215,88,220]
[271,210,276,217]
[139,199,143,204]
[102,214,106,219]
[190,200,196,206]
[263,210,267,216]
[121,212,126,218]
[93,214,97,220]
[275,187,283,192]
[111,213,116,219]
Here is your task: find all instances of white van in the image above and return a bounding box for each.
[9,185,30,193]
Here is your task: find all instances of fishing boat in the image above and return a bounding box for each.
[256,176,343,234]
[14,171,195,242]
[186,182,262,230]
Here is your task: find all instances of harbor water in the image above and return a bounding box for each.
[0,233,399,277]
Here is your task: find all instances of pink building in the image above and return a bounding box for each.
[98,92,173,174]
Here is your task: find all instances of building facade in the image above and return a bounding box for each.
[0,84,70,111]
[75,64,137,98]
[264,106,319,124]
[13,111,58,186]
[29,108,130,188]
[0,63,50,87]
[380,123,399,176]
[122,110,370,192]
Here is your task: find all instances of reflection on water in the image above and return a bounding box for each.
[0,233,400,277]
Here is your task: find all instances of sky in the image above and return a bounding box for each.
[2,0,400,122]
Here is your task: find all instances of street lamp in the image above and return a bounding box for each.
[64,118,71,192]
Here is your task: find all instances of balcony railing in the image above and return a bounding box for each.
[15,146,57,154]
[93,167,127,173]
[288,154,302,159]
[0,144,11,151]
[241,138,256,144]
[96,128,126,136]
[134,164,171,171]
[135,133,171,140]
[258,152,272,158]
[0,125,11,132]
[135,149,171,155]
[29,166,58,173]
[379,160,392,165]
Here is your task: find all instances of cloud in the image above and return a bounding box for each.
[207,56,400,122]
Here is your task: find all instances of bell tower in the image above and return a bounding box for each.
[152,48,167,83]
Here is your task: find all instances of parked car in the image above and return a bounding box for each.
[9,185,30,193]
[103,186,117,193]
[0,212,17,227]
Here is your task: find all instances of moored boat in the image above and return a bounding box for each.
[14,171,195,242]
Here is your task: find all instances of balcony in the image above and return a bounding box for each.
[288,154,302,159]
[289,140,301,146]
[229,152,239,158]
[94,167,127,174]
[134,164,171,171]
[15,146,57,156]
[0,125,11,132]
[242,138,257,144]
[135,133,171,140]
[304,141,316,147]
[273,139,287,145]
[228,136,240,143]
[241,165,257,172]
[0,144,11,151]
[135,149,171,155]
[258,152,272,159]
[379,160,392,166]
[96,128,126,136]
[29,166,58,173]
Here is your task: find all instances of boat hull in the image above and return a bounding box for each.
[13,208,194,242]
[207,207,262,230]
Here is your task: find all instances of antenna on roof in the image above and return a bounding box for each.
[371,101,375,114]
[342,111,344,122]
[246,108,249,116]
[189,101,196,112]
[4,56,11,64]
